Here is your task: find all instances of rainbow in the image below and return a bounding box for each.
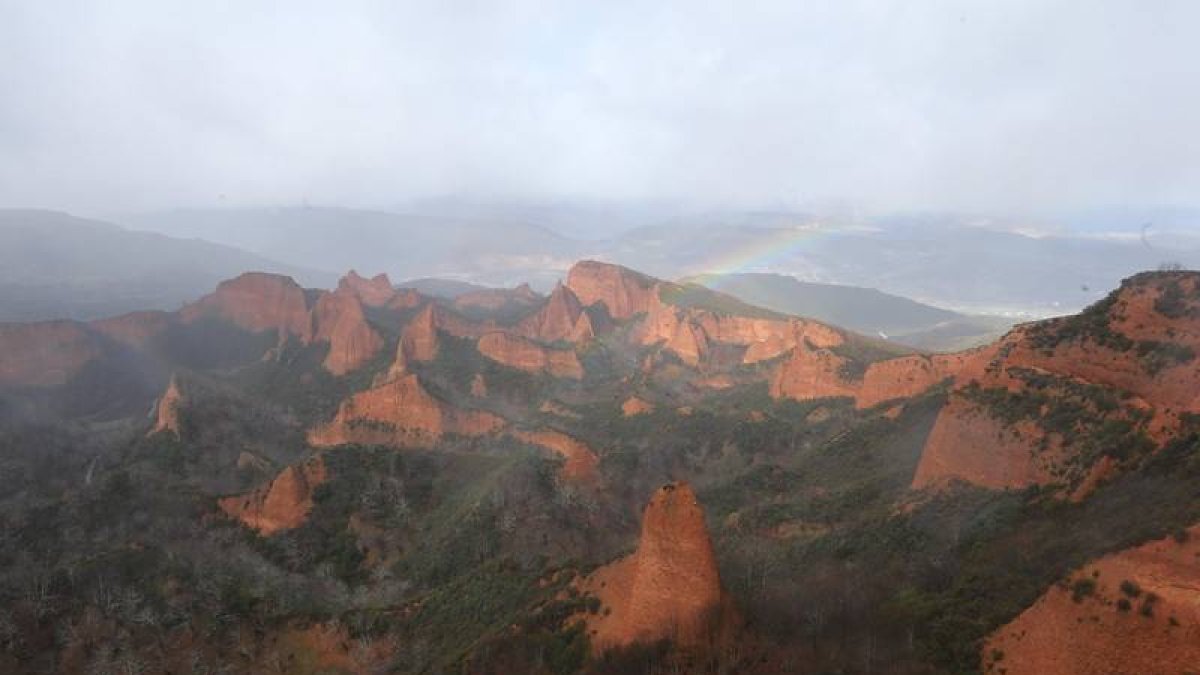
[690,224,835,283]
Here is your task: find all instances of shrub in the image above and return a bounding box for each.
[1119,580,1142,598]
[1070,578,1097,603]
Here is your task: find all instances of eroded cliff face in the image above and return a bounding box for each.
[337,270,396,307]
[148,375,184,437]
[399,304,441,363]
[516,283,593,343]
[312,289,385,376]
[308,373,505,448]
[477,331,583,379]
[566,261,658,320]
[578,482,729,651]
[0,320,102,387]
[90,311,172,349]
[984,525,1200,675]
[219,456,328,535]
[180,272,314,341]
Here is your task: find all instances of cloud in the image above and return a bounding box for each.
[1,0,1197,217]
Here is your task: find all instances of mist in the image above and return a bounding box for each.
[2,1,1198,221]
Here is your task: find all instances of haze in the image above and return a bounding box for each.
[2,0,1198,220]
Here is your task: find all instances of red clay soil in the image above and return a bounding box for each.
[219,456,328,535]
[577,482,730,651]
[984,524,1200,675]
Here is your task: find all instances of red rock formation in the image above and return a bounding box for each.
[911,396,1060,490]
[984,524,1200,674]
[566,260,658,320]
[769,344,859,401]
[516,283,594,343]
[90,311,172,348]
[511,429,599,482]
[337,270,396,307]
[477,331,583,379]
[148,375,184,437]
[578,482,730,651]
[0,320,100,387]
[312,290,384,375]
[400,304,441,362]
[622,396,654,416]
[308,374,505,448]
[387,287,424,311]
[219,456,328,535]
[180,272,313,341]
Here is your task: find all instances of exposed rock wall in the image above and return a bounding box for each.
[312,289,384,375]
[218,456,328,535]
[477,331,583,379]
[0,320,101,387]
[578,482,728,651]
[308,374,505,448]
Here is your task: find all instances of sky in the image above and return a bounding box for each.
[1,1,1198,219]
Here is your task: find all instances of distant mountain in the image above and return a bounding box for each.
[122,206,1200,318]
[124,206,590,291]
[396,277,491,299]
[686,272,1013,351]
[0,209,332,321]
[606,218,1200,316]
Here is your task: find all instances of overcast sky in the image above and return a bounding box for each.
[1,1,1197,218]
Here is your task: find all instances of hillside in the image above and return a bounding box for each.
[0,209,331,321]
[0,260,1197,674]
[687,271,1013,351]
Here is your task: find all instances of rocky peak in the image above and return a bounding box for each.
[180,272,313,342]
[566,260,659,320]
[516,282,592,343]
[337,270,396,307]
[578,481,729,651]
[312,289,385,376]
[148,374,184,437]
[218,455,328,535]
[400,303,441,362]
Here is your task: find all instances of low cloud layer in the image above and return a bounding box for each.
[2,1,1197,218]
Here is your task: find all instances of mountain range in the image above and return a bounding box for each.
[1,256,1198,673]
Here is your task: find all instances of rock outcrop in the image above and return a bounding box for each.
[90,311,172,348]
[516,283,594,343]
[399,304,441,363]
[180,272,313,341]
[148,375,184,437]
[567,261,658,320]
[312,289,385,375]
[578,482,731,651]
[0,320,101,387]
[219,456,328,535]
[984,525,1200,674]
[337,270,396,307]
[622,396,654,416]
[477,331,584,379]
[308,373,505,448]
